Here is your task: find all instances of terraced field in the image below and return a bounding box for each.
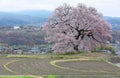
[0,53,120,78]
[6,58,120,75]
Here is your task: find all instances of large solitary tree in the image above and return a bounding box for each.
[43,3,112,53]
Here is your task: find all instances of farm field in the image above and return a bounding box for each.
[0,53,120,78]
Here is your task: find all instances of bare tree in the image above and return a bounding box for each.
[43,3,112,53]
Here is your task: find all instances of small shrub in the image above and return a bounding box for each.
[105,45,116,54]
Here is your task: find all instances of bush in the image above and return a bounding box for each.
[104,45,116,54]
[92,44,116,54]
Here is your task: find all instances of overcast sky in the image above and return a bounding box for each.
[0,0,120,17]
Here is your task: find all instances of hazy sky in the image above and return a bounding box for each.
[0,0,120,17]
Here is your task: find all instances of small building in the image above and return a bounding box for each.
[12,49,23,54]
[13,26,20,30]
[29,46,40,54]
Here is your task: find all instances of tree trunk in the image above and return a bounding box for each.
[74,45,79,51]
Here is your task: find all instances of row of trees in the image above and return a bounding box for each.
[43,3,112,53]
[0,30,46,46]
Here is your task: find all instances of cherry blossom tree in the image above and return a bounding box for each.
[43,3,112,53]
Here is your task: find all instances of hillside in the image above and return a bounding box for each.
[0,29,46,45]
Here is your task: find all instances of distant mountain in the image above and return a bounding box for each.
[104,16,120,30]
[13,10,52,18]
[104,16,120,24]
[0,11,49,26]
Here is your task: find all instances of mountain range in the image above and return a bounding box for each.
[0,10,52,26]
[0,10,120,30]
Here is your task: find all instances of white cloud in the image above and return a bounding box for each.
[0,0,120,17]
